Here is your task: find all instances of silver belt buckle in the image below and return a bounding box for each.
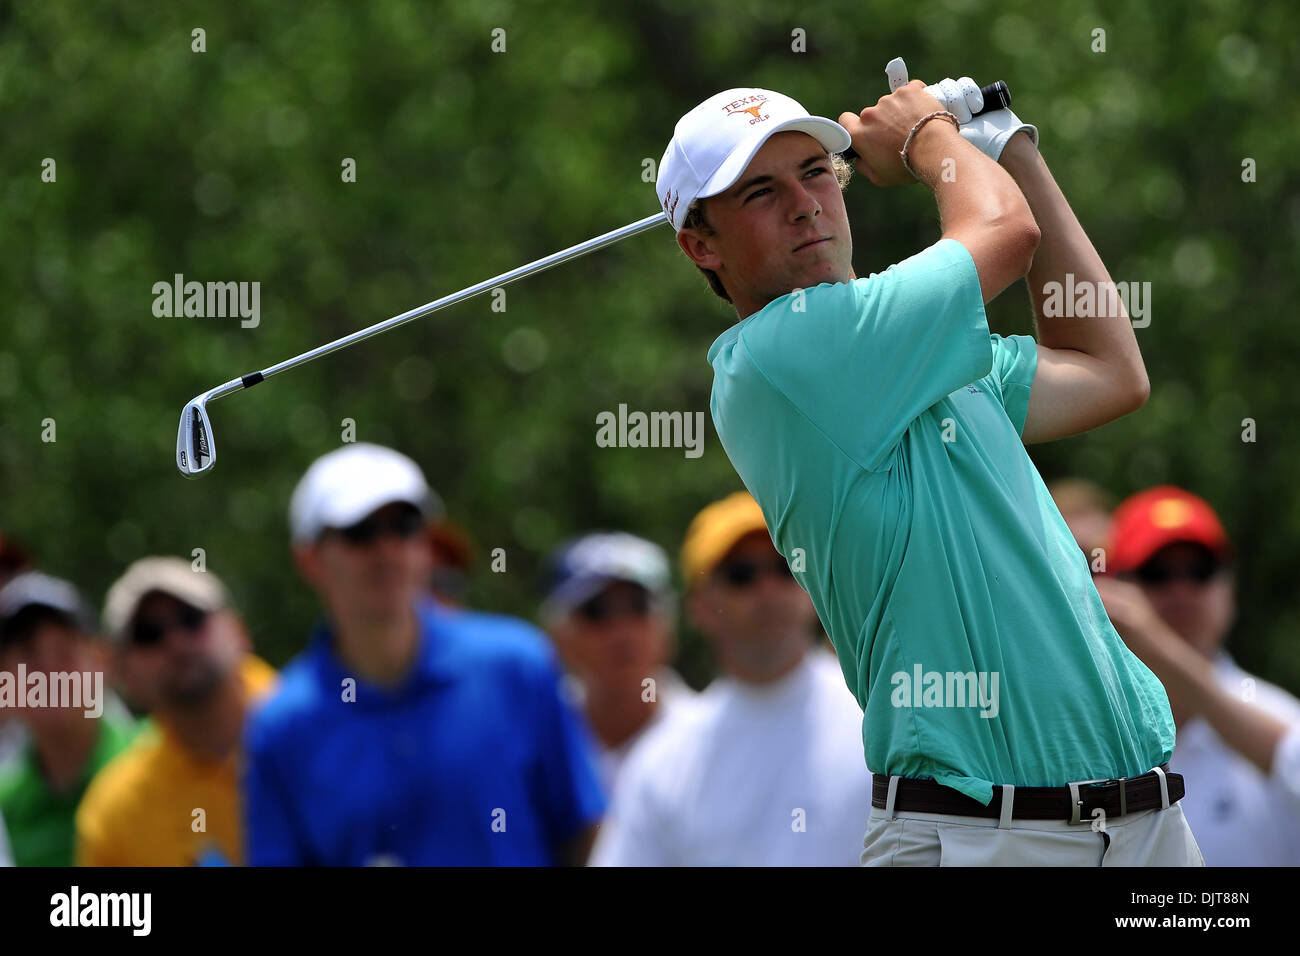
[1067,777,1111,825]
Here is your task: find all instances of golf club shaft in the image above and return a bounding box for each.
[199,212,672,408]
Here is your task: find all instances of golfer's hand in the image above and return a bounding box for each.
[927,75,1039,161]
[838,80,947,187]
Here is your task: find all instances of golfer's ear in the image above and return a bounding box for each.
[677,228,722,271]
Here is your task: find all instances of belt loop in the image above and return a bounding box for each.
[884,775,900,821]
[997,784,1014,829]
[1151,766,1170,810]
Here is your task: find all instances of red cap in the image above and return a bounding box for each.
[1106,485,1231,574]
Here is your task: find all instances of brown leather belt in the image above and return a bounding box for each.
[871,765,1184,824]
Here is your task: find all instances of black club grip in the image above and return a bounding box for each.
[841,80,1011,162]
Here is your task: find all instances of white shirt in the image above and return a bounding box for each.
[590,648,871,866]
[562,668,699,796]
[1171,653,1300,866]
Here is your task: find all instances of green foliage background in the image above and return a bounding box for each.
[2,0,1298,692]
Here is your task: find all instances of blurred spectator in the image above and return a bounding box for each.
[1095,485,1300,865]
[541,532,698,794]
[75,558,275,865]
[590,492,870,866]
[244,443,605,865]
[0,573,137,866]
[0,534,33,770]
[427,519,476,608]
[1047,477,1114,563]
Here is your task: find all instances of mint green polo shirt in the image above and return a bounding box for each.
[706,238,1174,804]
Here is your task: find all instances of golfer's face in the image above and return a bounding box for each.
[699,131,852,308]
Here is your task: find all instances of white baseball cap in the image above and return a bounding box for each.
[101,557,229,643]
[542,532,672,618]
[289,443,443,544]
[657,88,852,232]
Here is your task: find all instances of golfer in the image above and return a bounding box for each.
[658,75,1202,865]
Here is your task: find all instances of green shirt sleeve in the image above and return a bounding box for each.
[986,332,1039,437]
[736,238,992,472]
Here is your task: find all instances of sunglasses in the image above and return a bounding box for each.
[575,587,652,623]
[332,509,424,546]
[717,556,794,589]
[131,602,208,648]
[1133,554,1222,587]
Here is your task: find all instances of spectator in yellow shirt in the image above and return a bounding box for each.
[75,558,275,866]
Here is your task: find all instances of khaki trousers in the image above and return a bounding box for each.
[861,778,1205,866]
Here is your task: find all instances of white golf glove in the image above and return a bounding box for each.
[924,75,1038,161]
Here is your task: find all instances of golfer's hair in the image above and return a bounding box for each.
[681,152,854,304]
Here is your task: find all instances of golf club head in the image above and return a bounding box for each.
[176,398,216,478]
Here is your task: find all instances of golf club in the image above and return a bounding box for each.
[176,213,670,477]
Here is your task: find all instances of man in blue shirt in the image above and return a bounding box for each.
[658,74,1202,864]
[243,444,605,865]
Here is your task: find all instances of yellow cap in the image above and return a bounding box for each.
[680,491,771,586]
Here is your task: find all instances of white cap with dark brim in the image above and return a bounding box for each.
[101,557,229,643]
[0,571,96,634]
[657,88,852,231]
[289,443,443,545]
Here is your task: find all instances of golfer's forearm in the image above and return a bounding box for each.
[910,124,1033,235]
[1144,630,1288,775]
[905,123,1038,301]
[999,138,1147,392]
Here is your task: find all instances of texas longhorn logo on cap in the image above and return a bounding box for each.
[662,187,680,222]
[722,93,770,125]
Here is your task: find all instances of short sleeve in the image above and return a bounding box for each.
[987,333,1039,437]
[242,712,310,866]
[524,649,607,850]
[738,238,991,471]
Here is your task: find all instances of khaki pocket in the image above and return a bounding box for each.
[936,820,1105,866]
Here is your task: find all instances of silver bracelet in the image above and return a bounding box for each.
[900,110,961,180]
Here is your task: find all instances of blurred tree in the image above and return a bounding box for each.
[1,0,1297,692]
